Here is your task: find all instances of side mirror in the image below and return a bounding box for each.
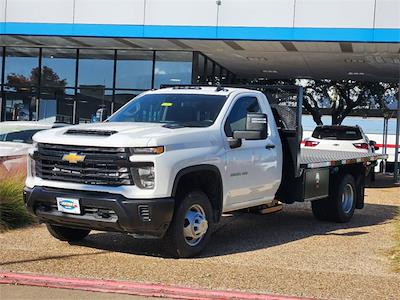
[227,137,242,149]
[233,113,268,141]
[369,140,379,150]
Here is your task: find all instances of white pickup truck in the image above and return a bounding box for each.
[24,86,386,257]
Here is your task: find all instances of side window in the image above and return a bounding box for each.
[224,96,261,137]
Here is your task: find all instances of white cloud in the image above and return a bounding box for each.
[155,68,166,75]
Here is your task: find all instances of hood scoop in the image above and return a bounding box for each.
[162,123,186,129]
[64,129,118,136]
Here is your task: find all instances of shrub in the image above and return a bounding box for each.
[0,162,35,231]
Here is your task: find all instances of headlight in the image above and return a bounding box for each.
[131,163,155,189]
[28,143,38,177]
[130,146,164,155]
[28,155,36,177]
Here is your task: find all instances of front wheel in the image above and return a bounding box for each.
[46,224,90,242]
[164,190,213,258]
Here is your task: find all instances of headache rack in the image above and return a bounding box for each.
[35,143,134,186]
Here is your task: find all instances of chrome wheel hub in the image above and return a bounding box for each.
[183,204,208,246]
[341,183,354,214]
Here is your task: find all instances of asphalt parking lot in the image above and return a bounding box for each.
[1,175,399,300]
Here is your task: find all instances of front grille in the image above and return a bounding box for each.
[37,202,118,221]
[36,143,134,186]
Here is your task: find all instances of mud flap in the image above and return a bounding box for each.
[355,171,365,209]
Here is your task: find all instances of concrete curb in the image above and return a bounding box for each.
[0,272,312,300]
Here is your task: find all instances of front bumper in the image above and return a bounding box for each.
[24,186,175,238]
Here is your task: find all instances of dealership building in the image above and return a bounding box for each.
[0,0,399,123]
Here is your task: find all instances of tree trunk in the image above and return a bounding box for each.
[303,92,323,125]
[331,114,341,125]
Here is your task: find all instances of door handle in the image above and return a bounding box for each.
[265,144,275,149]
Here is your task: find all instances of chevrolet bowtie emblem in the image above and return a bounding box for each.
[62,153,86,164]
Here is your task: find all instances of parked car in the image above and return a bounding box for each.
[303,125,378,179]
[303,125,378,152]
[0,121,67,171]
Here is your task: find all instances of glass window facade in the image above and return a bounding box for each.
[5,47,39,87]
[41,48,76,88]
[154,51,192,88]
[192,52,233,85]
[116,50,153,90]
[195,53,206,83]
[3,48,39,121]
[0,47,2,84]
[39,88,75,123]
[78,49,114,89]
[76,88,112,123]
[0,47,234,123]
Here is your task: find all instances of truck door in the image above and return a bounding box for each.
[223,94,281,210]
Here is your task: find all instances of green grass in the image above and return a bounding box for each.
[0,168,35,231]
[390,208,400,272]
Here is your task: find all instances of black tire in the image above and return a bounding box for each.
[365,166,375,184]
[46,224,90,242]
[164,190,213,258]
[370,169,376,182]
[312,174,356,223]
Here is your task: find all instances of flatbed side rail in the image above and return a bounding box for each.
[299,150,388,169]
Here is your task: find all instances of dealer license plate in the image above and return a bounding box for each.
[57,197,81,215]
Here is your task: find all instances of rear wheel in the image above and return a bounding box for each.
[164,190,213,258]
[46,224,90,242]
[312,174,356,223]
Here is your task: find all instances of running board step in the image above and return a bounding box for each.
[258,200,283,214]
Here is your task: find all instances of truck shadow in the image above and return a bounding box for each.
[75,202,399,258]
[366,173,400,189]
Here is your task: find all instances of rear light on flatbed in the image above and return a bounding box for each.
[304,141,320,147]
[353,143,369,150]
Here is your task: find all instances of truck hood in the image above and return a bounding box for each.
[33,122,218,148]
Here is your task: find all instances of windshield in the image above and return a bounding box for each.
[0,129,43,144]
[312,126,362,140]
[108,93,227,127]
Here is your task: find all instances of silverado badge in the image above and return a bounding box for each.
[62,153,86,164]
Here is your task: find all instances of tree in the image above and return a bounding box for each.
[300,80,398,125]
[5,73,31,87]
[6,66,67,93]
[252,78,398,125]
[302,80,329,125]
